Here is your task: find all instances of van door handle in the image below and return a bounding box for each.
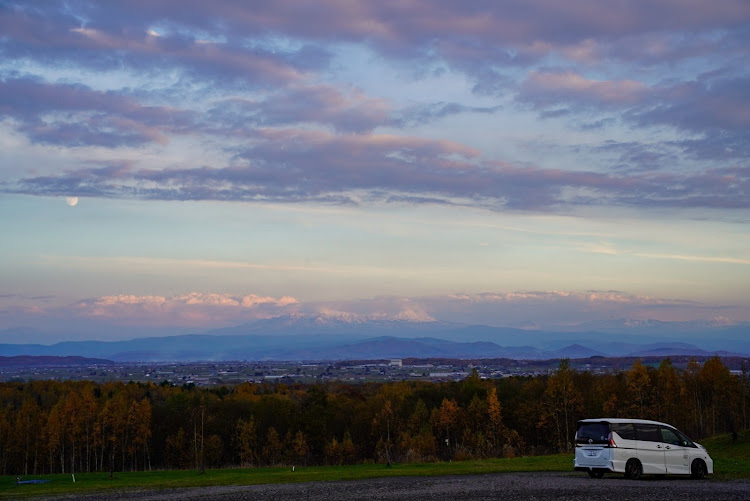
[657,445,662,448]
[665,446,671,450]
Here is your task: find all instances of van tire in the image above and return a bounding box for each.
[691,459,706,479]
[625,459,642,480]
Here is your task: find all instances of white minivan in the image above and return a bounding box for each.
[574,418,713,479]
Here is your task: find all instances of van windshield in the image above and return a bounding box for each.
[576,422,610,445]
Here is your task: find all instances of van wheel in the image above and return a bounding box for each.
[587,470,604,479]
[625,459,642,480]
[691,459,706,479]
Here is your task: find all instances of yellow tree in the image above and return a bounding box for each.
[625,359,653,418]
[261,427,283,466]
[466,394,488,458]
[699,356,734,437]
[654,358,682,425]
[684,358,704,436]
[372,400,394,465]
[15,398,41,475]
[234,417,257,467]
[433,398,460,460]
[541,359,583,452]
[290,430,309,466]
[63,391,83,475]
[164,427,191,469]
[45,399,66,473]
[486,387,504,456]
[0,404,10,475]
[340,431,356,465]
[79,388,99,472]
[324,436,341,465]
[131,398,152,471]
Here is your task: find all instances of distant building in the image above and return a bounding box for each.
[389,359,402,367]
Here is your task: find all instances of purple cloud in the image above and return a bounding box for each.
[520,71,649,109]
[519,71,750,162]
[1,1,748,213]
[9,130,749,211]
[4,1,749,88]
[0,3,311,85]
[0,78,194,146]
[208,85,390,134]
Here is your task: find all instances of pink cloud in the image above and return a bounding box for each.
[5,1,748,83]
[72,292,298,326]
[522,71,649,107]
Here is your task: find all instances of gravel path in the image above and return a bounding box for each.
[43,472,750,501]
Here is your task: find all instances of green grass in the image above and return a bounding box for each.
[699,429,750,479]
[2,434,748,498]
[0,454,570,498]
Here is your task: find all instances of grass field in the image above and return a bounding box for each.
[2,432,748,498]
[699,429,750,479]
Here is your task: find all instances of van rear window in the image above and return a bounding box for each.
[576,422,610,444]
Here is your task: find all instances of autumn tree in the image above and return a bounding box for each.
[288,430,309,466]
[261,427,283,466]
[433,398,460,460]
[625,359,654,418]
[234,417,257,467]
[486,387,504,456]
[372,400,395,465]
[684,358,704,436]
[700,356,735,437]
[540,359,583,452]
[654,358,682,425]
[79,388,99,472]
[164,427,191,469]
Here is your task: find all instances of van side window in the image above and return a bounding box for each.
[610,423,635,439]
[660,427,681,445]
[673,428,695,448]
[634,424,660,442]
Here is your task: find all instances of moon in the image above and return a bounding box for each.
[65,196,79,207]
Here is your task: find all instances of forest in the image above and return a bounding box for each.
[0,356,747,476]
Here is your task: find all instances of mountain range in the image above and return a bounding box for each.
[0,315,747,362]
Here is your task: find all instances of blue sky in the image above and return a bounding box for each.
[1,1,749,342]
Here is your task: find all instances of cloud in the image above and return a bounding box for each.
[72,292,298,326]
[298,289,747,328]
[209,84,391,134]
[0,78,193,147]
[632,76,750,159]
[4,1,749,91]
[423,290,721,327]
[520,71,649,108]
[1,1,748,214]
[3,288,748,335]
[8,131,750,211]
[0,4,309,85]
[448,290,671,305]
[521,72,750,163]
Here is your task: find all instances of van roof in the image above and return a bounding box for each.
[577,418,672,427]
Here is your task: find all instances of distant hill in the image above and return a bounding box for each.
[0,314,746,362]
[0,355,115,367]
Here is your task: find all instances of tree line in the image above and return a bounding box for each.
[0,356,747,475]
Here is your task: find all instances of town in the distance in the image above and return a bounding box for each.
[2,355,749,386]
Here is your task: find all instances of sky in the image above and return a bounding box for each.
[1,1,749,343]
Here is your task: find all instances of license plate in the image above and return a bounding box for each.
[585,450,598,457]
